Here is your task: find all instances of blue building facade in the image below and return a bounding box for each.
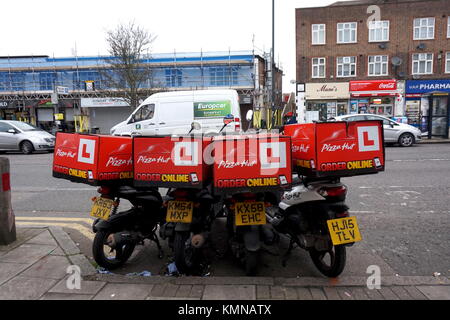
[0,50,277,133]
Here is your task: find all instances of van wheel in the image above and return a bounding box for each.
[398,133,414,147]
[20,141,34,154]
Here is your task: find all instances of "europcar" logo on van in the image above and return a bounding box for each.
[173,141,199,166]
[357,126,380,152]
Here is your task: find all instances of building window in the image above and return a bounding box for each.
[312,24,326,45]
[448,17,450,38]
[446,52,450,73]
[368,20,389,42]
[39,72,56,91]
[336,56,356,77]
[337,22,357,43]
[413,17,435,40]
[312,58,326,78]
[209,66,238,86]
[368,55,388,76]
[165,68,182,87]
[412,53,433,74]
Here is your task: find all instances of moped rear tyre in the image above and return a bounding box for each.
[309,245,346,278]
[92,230,135,270]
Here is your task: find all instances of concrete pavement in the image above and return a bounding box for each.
[1,227,449,300]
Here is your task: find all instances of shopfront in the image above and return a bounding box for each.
[0,101,14,120]
[405,79,450,138]
[305,82,349,121]
[81,98,131,134]
[349,80,401,116]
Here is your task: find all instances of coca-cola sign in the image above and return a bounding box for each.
[350,80,397,92]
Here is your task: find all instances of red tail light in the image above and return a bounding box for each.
[336,211,349,218]
[97,186,111,195]
[319,185,347,197]
[171,189,189,199]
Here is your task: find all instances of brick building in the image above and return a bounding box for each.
[296,0,450,138]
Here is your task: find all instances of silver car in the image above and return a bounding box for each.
[332,114,422,147]
[0,120,56,154]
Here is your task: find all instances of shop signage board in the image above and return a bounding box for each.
[405,79,450,94]
[350,80,397,92]
[305,82,350,100]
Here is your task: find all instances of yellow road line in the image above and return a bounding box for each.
[16,216,95,224]
[16,221,94,240]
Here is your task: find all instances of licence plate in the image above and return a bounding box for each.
[327,216,362,245]
[90,197,115,221]
[235,202,266,226]
[166,201,193,223]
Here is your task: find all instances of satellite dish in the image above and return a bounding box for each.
[391,56,403,66]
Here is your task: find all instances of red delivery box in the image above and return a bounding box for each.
[52,133,133,185]
[133,135,212,188]
[284,120,385,178]
[212,134,292,194]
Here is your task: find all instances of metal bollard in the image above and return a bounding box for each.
[0,157,16,245]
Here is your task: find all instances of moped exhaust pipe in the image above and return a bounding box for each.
[191,232,207,248]
[108,232,137,248]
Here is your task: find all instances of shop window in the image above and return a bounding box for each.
[312,58,326,78]
[368,55,388,76]
[412,53,433,75]
[336,56,356,77]
[312,24,326,45]
[413,17,435,40]
[337,22,357,44]
[368,20,389,42]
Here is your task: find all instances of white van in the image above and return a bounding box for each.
[110,89,242,136]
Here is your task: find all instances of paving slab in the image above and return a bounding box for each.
[67,253,96,277]
[416,286,450,300]
[48,275,106,295]
[295,287,313,300]
[93,283,153,300]
[256,285,270,300]
[0,276,57,300]
[0,243,57,264]
[49,227,80,256]
[0,228,45,252]
[40,292,94,300]
[0,262,32,286]
[26,230,59,246]
[202,285,256,300]
[21,255,71,280]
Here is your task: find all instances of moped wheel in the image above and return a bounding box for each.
[92,230,135,270]
[173,231,192,275]
[309,245,346,278]
[245,250,259,276]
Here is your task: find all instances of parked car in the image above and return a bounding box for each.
[110,89,242,136]
[330,114,422,147]
[0,120,55,154]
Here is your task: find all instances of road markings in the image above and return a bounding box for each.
[15,217,95,240]
[16,216,94,224]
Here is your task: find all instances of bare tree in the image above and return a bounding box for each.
[101,21,158,110]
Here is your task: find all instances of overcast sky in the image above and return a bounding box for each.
[0,0,350,92]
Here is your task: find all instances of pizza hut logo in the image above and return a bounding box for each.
[259,142,287,170]
[357,126,380,152]
[173,141,199,166]
[77,139,96,164]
